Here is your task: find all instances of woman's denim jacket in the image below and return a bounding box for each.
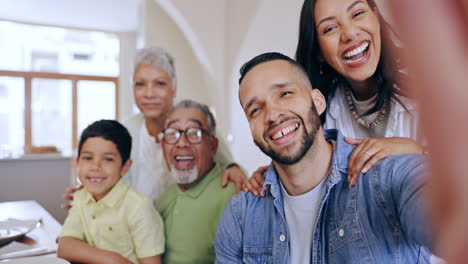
[215,129,432,264]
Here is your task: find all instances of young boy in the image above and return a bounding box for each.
[58,120,164,264]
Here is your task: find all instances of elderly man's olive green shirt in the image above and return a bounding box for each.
[155,163,235,264]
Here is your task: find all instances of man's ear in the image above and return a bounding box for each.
[211,137,219,156]
[310,88,327,115]
[121,159,133,177]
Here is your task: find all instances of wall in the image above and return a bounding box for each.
[226,0,304,173]
[141,0,304,173]
[0,157,72,223]
[142,0,214,121]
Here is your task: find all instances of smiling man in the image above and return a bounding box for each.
[215,52,434,263]
[155,100,236,264]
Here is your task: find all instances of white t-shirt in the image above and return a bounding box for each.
[136,123,175,200]
[281,177,327,263]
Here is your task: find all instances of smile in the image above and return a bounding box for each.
[343,41,369,63]
[175,156,194,161]
[87,177,105,183]
[174,155,195,170]
[271,123,299,140]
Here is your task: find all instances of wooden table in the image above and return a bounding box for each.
[0,200,62,251]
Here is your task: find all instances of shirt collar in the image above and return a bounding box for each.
[179,163,221,199]
[262,129,354,197]
[84,180,129,207]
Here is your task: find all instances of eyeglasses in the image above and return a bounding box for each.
[159,127,212,145]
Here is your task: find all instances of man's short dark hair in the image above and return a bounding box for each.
[239,52,309,85]
[77,120,132,166]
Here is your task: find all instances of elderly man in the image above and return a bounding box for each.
[155,99,236,264]
[63,47,245,209]
[122,47,246,200]
[215,53,434,263]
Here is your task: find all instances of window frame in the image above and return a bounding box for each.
[0,70,119,153]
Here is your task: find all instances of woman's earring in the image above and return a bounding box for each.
[320,63,323,75]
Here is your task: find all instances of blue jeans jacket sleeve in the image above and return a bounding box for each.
[215,193,244,263]
[378,154,432,250]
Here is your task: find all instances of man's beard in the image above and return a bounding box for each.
[255,103,320,165]
[170,164,199,184]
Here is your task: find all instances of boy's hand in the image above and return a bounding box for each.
[61,185,83,210]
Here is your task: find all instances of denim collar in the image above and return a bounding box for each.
[262,129,354,199]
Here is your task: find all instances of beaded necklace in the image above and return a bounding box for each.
[345,88,387,128]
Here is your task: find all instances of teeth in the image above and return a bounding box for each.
[344,42,369,58]
[271,123,299,140]
[89,178,104,183]
[175,156,194,161]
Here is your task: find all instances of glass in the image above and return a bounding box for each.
[31,78,72,154]
[0,77,25,158]
[160,127,211,145]
[77,81,116,137]
[0,20,119,76]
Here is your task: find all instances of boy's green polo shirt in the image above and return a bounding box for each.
[155,163,235,264]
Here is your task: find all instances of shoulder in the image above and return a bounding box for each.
[154,184,178,211]
[122,113,144,134]
[391,94,418,114]
[122,184,155,211]
[224,190,272,220]
[377,153,426,173]
[71,188,88,206]
[369,154,428,190]
[208,174,236,198]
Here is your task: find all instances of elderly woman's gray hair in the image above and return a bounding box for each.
[169,99,216,134]
[134,46,177,86]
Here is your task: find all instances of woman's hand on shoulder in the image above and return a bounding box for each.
[345,137,424,187]
[243,165,269,196]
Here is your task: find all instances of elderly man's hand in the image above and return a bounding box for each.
[221,164,247,194]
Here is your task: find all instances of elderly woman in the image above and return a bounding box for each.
[123,47,246,200]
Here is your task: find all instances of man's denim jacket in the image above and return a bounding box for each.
[215,129,432,263]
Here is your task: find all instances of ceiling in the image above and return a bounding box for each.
[0,0,141,32]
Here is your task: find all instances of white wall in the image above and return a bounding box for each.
[141,0,304,174]
[141,0,213,115]
[227,0,304,174]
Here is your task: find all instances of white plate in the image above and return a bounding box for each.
[0,219,39,246]
[0,255,70,264]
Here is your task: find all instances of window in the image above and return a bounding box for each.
[0,21,119,158]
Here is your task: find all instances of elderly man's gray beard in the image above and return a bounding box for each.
[170,165,199,184]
